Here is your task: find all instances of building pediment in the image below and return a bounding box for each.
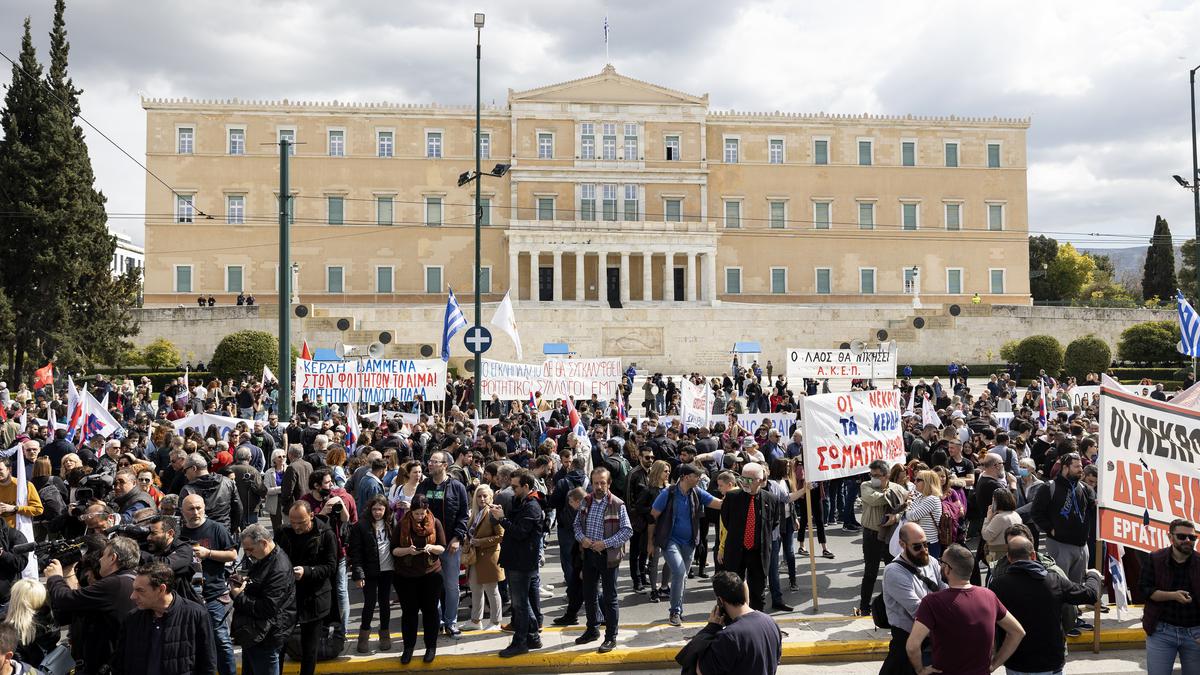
[509,65,708,107]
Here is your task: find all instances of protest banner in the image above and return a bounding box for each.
[1097,375,1200,553]
[786,347,898,380]
[647,412,798,438]
[295,358,446,403]
[480,357,622,401]
[994,412,1014,430]
[680,379,712,431]
[800,389,905,482]
[1067,385,1099,408]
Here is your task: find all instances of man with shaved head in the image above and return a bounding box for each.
[180,493,239,675]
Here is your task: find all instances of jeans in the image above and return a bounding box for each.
[859,528,893,613]
[768,538,785,604]
[334,558,349,638]
[507,568,537,646]
[1146,621,1200,675]
[360,571,392,634]
[239,406,254,419]
[241,642,281,675]
[438,546,462,628]
[582,550,620,639]
[529,568,543,628]
[205,597,236,675]
[663,541,696,616]
[839,478,861,527]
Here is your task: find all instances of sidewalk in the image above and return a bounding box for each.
[284,605,1146,674]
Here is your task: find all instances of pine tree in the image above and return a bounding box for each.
[1142,215,1178,303]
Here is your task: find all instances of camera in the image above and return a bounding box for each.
[106,524,150,540]
[13,537,91,571]
[330,502,343,515]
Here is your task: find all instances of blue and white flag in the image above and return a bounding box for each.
[1177,290,1200,357]
[441,287,468,362]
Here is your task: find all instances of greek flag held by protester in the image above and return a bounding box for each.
[441,287,468,362]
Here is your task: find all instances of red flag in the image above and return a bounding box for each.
[33,363,53,390]
[301,341,312,360]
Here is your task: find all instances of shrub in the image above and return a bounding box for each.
[140,338,182,371]
[1014,335,1064,377]
[999,340,1020,363]
[209,330,279,380]
[1063,335,1112,380]
[1117,320,1184,365]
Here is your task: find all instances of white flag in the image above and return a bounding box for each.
[489,291,523,361]
[14,442,35,579]
[922,394,942,428]
[263,364,277,385]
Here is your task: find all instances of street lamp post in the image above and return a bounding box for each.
[473,12,485,416]
[1191,65,1200,299]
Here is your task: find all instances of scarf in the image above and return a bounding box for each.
[399,510,434,547]
[1059,478,1084,522]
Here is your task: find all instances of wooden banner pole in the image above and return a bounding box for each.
[804,480,819,613]
[1093,534,1103,653]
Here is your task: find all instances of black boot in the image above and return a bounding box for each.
[401,645,414,664]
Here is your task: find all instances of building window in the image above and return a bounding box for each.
[377,131,394,158]
[228,128,245,156]
[623,184,639,221]
[538,132,554,159]
[602,184,618,221]
[174,265,192,293]
[813,201,831,229]
[724,200,741,228]
[665,198,682,222]
[945,203,961,231]
[902,140,915,166]
[665,135,681,161]
[944,141,958,167]
[902,202,919,231]
[769,138,784,164]
[946,268,963,294]
[176,194,194,223]
[815,268,832,294]
[477,197,491,226]
[860,268,876,294]
[580,123,595,160]
[327,196,344,225]
[858,139,873,166]
[725,268,742,294]
[376,197,393,226]
[813,138,829,165]
[580,184,596,221]
[327,266,344,293]
[769,201,786,229]
[724,138,739,163]
[376,266,394,293]
[623,123,638,160]
[770,267,787,294]
[478,132,491,160]
[425,266,443,294]
[328,129,344,157]
[226,195,245,224]
[177,127,193,154]
[425,197,443,226]
[226,266,244,293]
[904,267,919,294]
[858,202,875,230]
[426,131,442,159]
[479,267,492,294]
[988,203,1005,231]
[537,197,554,221]
[990,269,1006,294]
[601,123,617,160]
[987,142,1001,168]
[278,128,296,155]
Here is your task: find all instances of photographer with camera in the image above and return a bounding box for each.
[180,453,243,534]
[230,524,296,675]
[45,536,139,675]
[299,469,356,647]
[140,514,202,604]
[111,470,154,523]
[181,494,238,675]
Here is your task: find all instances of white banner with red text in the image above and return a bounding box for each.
[786,347,898,380]
[295,358,446,404]
[800,389,905,481]
[479,358,622,401]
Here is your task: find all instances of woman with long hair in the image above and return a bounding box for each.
[326,447,348,488]
[388,460,423,525]
[349,494,396,653]
[5,578,57,667]
[391,494,446,664]
[981,488,1023,563]
[906,470,945,558]
[638,460,671,601]
[767,458,799,594]
[463,484,504,631]
[58,453,81,482]
[264,449,288,532]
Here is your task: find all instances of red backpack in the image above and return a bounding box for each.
[938,494,965,545]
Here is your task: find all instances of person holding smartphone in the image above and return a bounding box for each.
[391,494,446,664]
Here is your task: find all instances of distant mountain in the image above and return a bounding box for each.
[1078,245,1184,283]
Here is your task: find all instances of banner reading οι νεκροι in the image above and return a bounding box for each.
[801,389,904,481]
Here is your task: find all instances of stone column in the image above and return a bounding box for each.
[576,251,586,302]
[552,250,563,302]
[508,249,519,304]
[619,252,631,304]
[663,252,675,302]
[703,251,717,305]
[686,251,697,302]
[642,253,653,301]
[528,249,540,302]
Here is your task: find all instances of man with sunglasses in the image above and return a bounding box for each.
[1142,518,1200,674]
[881,522,945,674]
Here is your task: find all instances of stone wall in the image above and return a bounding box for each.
[131,302,1174,373]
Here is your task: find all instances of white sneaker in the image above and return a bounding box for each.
[487,620,503,630]
[539,586,554,599]
[462,620,484,631]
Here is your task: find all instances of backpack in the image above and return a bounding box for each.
[602,454,631,500]
[937,495,965,546]
[872,559,940,629]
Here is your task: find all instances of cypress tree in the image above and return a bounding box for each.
[1142,215,1178,303]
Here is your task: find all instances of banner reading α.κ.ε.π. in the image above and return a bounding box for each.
[295,358,446,403]
[480,357,621,401]
[1098,381,1200,553]
[786,348,898,380]
[801,389,904,481]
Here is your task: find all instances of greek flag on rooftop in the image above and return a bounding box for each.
[1177,290,1200,358]
[442,287,468,362]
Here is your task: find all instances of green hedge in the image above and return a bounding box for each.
[1109,367,1189,381]
[903,364,1007,377]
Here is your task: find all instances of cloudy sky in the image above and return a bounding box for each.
[1,0,1198,249]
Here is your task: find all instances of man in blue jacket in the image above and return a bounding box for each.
[418,450,470,637]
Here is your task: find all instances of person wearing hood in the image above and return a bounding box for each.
[180,453,244,532]
[989,535,1100,674]
[111,470,155,524]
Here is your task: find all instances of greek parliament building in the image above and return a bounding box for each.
[141,65,1031,316]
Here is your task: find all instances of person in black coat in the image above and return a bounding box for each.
[231,524,297,675]
[0,515,28,604]
[348,494,395,653]
[141,515,202,604]
[276,502,336,675]
[718,464,781,612]
[113,562,217,675]
[45,536,140,675]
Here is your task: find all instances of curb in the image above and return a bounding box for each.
[272,628,1147,673]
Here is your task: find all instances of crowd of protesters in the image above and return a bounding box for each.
[0,358,1188,674]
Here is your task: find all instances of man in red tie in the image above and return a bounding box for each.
[717,463,778,611]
